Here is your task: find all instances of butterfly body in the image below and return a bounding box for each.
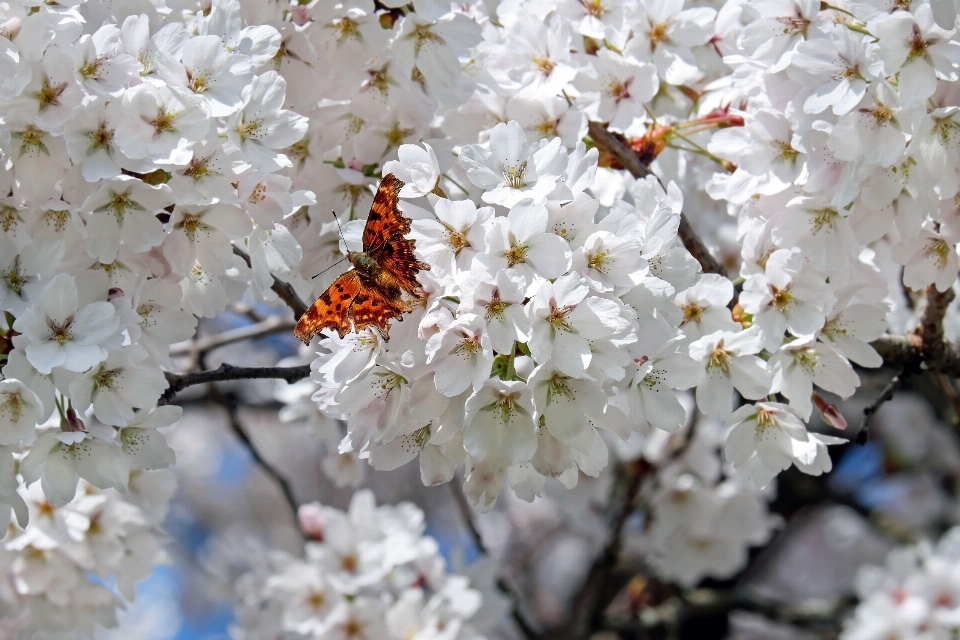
[294,174,430,344]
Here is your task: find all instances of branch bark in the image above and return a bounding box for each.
[232,245,310,319]
[857,287,957,442]
[170,315,296,358]
[871,334,960,378]
[916,285,956,363]
[587,120,728,278]
[856,369,904,445]
[449,481,542,640]
[549,459,650,640]
[210,388,303,532]
[160,363,311,405]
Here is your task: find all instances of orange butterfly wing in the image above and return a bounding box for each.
[363,173,430,295]
[294,173,430,344]
[350,287,411,340]
[294,271,362,343]
[362,174,409,254]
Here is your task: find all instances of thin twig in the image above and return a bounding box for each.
[449,481,542,640]
[160,363,311,405]
[587,120,727,278]
[232,245,310,319]
[170,316,296,358]
[937,374,960,425]
[209,389,302,535]
[856,370,904,445]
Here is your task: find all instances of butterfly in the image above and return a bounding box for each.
[294,174,430,344]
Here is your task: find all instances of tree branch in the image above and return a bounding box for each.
[550,458,650,640]
[916,285,956,363]
[170,316,296,358]
[209,388,302,535]
[855,369,904,445]
[232,245,310,319]
[449,481,542,640]
[160,363,311,405]
[856,287,957,442]
[587,120,728,278]
[871,334,960,378]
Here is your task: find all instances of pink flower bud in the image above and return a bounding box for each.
[813,393,847,430]
[297,503,325,541]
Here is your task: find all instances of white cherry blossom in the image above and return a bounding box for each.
[480,199,572,283]
[68,345,168,427]
[227,70,309,173]
[425,314,494,397]
[459,120,568,208]
[114,83,209,165]
[739,248,834,351]
[13,273,119,374]
[770,336,860,420]
[463,379,537,469]
[0,379,42,445]
[723,401,809,483]
[527,273,631,378]
[689,327,772,419]
[409,198,493,277]
[674,274,738,342]
[459,267,531,355]
[19,431,125,507]
[79,176,174,262]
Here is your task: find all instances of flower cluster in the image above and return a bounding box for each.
[626,418,781,587]
[0,474,175,637]
[0,0,312,513]
[843,526,960,639]
[0,0,958,629]
[710,0,960,305]
[0,0,312,628]
[232,490,489,640]
[308,120,856,511]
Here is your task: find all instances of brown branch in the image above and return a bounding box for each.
[209,388,302,534]
[449,481,542,640]
[170,316,296,358]
[936,374,960,425]
[160,363,311,405]
[232,245,310,319]
[549,459,650,640]
[855,370,904,445]
[915,285,956,363]
[587,120,727,278]
[871,334,960,378]
[857,289,957,442]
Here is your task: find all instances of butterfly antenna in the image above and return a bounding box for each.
[311,257,348,279]
[331,209,346,242]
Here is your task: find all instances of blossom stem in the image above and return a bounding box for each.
[506,342,517,381]
[669,131,733,170]
[856,369,904,445]
[54,393,67,427]
[820,2,857,17]
[441,172,470,195]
